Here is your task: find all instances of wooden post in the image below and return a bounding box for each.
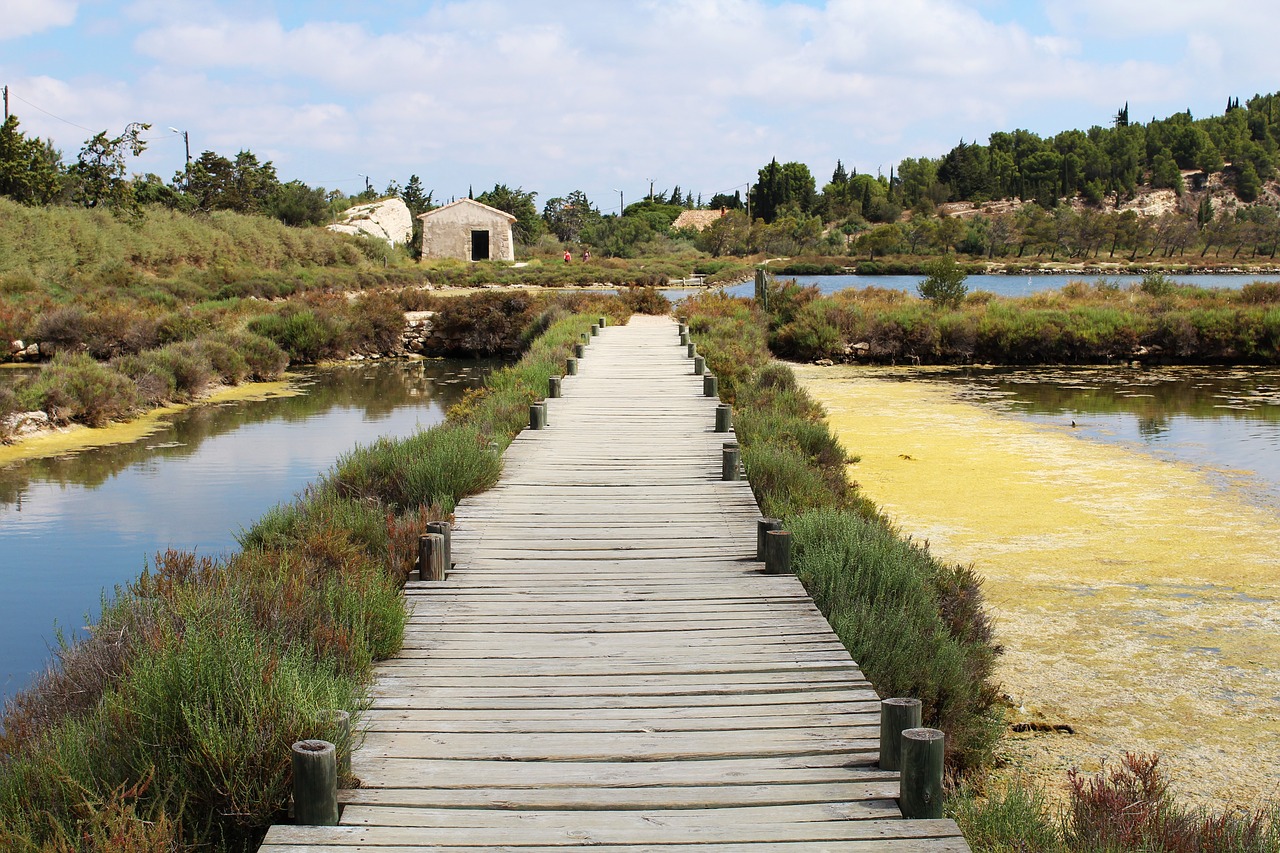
[678,322,688,336]
[756,518,782,560]
[693,355,705,375]
[598,316,607,328]
[427,521,451,573]
[566,356,577,375]
[879,698,923,771]
[548,376,562,398]
[703,374,718,397]
[316,710,351,778]
[715,403,731,433]
[754,268,769,309]
[687,342,697,358]
[529,403,546,430]
[721,441,740,481]
[591,323,600,336]
[764,530,792,574]
[291,740,338,826]
[679,332,690,346]
[900,728,946,819]
[418,533,447,580]
[574,342,585,359]
[580,332,589,345]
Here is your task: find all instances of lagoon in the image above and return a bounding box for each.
[0,360,491,708]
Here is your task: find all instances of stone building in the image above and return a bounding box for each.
[418,198,517,262]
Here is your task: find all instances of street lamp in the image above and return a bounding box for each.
[168,127,190,189]
[358,173,372,195]
[612,188,624,215]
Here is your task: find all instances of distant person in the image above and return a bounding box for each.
[564,250,572,263]
[582,250,591,262]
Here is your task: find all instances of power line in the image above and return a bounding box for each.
[9,91,97,132]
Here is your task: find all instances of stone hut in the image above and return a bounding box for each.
[418,198,517,262]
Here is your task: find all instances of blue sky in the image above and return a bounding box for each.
[3,0,1277,213]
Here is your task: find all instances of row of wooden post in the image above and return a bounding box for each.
[289,707,352,826]
[682,321,948,820]
[529,317,608,431]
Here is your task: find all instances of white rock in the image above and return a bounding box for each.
[326,198,414,246]
[9,340,23,354]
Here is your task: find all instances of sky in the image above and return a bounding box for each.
[3,0,1278,214]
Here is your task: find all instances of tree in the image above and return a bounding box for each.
[182,149,280,213]
[399,175,434,216]
[543,190,600,242]
[749,158,816,222]
[477,184,543,244]
[267,180,331,226]
[70,122,149,212]
[917,254,968,307]
[0,115,62,205]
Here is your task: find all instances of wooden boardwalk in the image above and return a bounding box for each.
[261,315,970,851]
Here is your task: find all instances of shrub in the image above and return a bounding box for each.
[29,352,138,426]
[0,384,18,442]
[247,306,340,363]
[918,255,969,307]
[618,285,671,315]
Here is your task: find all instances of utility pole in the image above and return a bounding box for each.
[647,178,654,203]
[3,86,9,120]
[169,128,191,189]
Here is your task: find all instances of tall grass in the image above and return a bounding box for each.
[0,300,629,851]
[680,291,1003,774]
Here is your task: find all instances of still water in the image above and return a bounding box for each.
[718,272,1280,299]
[0,360,492,707]
[923,365,1280,511]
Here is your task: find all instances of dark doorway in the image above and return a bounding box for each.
[470,230,490,261]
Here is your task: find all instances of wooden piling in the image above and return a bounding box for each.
[764,530,792,574]
[879,698,923,771]
[677,322,688,336]
[548,376,562,398]
[598,316,607,328]
[566,356,577,375]
[529,403,546,430]
[721,440,740,481]
[591,324,600,336]
[693,355,705,375]
[687,342,697,358]
[756,518,782,560]
[703,374,718,397]
[418,533,447,581]
[715,403,731,433]
[315,710,351,777]
[574,343,585,359]
[291,740,338,826]
[679,332,690,346]
[900,728,946,819]
[426,521,451,573]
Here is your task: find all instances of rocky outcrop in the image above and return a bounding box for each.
[327,198,414,246]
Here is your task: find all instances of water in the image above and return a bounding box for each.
[0,360,492,706]
[716,272,1280,300]
[922,365,1280,510]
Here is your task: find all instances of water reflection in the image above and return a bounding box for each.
[923,365,1280,508]
[0,359,494,705]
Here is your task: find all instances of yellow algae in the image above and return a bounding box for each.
[795,363,1280,808]
[0,379,298,468]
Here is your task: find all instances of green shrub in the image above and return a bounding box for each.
[247,306,340,363]
[29,352,138,426]
[618,285,671,314]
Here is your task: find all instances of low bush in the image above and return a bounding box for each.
[247,305,341,363]
[618,285,671,314]
[27,351,139,426]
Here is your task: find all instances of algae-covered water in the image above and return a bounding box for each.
[794,363,1280,807]
[0,360,492,707]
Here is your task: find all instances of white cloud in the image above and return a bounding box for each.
[0,0,77,39]
[12,0,1273,202]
